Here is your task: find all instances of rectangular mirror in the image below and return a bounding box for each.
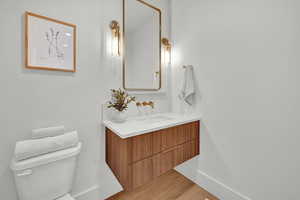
[123,0,162,91]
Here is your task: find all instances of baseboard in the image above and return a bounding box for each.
[73,185,100,200]
[98,186,123,200]
[175,162,252,200]
[72,183,123,200]
[196,170,252,200]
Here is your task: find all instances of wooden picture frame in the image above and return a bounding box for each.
[25,12,76,72]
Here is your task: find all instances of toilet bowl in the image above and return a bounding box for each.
[11,142,81,200]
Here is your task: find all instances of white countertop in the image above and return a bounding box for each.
[102,113,201,139]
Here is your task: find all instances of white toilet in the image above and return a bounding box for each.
[11,142,82,200]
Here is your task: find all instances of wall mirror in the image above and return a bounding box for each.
[123,0,162,91]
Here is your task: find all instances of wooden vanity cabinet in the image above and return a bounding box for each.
[105,121,200,191]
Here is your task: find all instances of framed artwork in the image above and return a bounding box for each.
[25,12,76,72]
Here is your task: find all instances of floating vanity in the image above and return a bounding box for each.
[103,113,201,191]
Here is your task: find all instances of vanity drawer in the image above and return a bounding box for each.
[131,157,154,189]
[131,133,153,163]
[129,139,198,189]
[129,121,199,163]
[162,121,199,150]
[130,130,163,163]
[160,140,198,174]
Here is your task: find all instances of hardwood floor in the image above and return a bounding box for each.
[106,170,219,200]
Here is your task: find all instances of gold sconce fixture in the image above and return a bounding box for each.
[162,38,171,65]
[109,20,120,56]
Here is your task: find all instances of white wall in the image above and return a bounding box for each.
[0,0,171,200]
[171,0,300,200]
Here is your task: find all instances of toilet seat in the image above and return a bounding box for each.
[56,194,74,200]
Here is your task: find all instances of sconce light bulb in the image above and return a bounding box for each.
[165,50,171,65]
[110,20,121,57]
[162,38,172,65]
[111,37,119,57]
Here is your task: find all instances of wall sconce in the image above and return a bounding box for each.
[162,38,171,65]
[109,20,120,57]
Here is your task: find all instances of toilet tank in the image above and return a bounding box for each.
[11,142,82,200]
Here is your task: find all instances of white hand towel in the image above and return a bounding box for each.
[15,131,79,161]
[178,65,195,105]
[32,126,65,139]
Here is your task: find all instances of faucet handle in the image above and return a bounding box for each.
[139,101,155,109]
[149,101,154,109]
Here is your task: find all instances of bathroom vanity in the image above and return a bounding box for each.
[103,113,200,191]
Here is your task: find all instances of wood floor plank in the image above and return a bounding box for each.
[106,170,219,200]
[176,185,219,200]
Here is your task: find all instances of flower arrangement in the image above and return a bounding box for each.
[107,89,135,112]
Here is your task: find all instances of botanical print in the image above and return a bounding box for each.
[26,12,76,72]
[45,28,64,61]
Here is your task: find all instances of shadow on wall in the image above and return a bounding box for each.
[0,160,18,200]
[176,120,234,199]
[199,122,232,183]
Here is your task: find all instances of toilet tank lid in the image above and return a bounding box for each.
[11,142,82,171]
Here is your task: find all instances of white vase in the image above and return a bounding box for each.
[111,110,127,123]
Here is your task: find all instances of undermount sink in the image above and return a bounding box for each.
[134,115,175,123]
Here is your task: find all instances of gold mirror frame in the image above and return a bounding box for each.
[122,0,162,91]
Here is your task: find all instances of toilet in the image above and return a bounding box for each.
[10,142,82,200]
